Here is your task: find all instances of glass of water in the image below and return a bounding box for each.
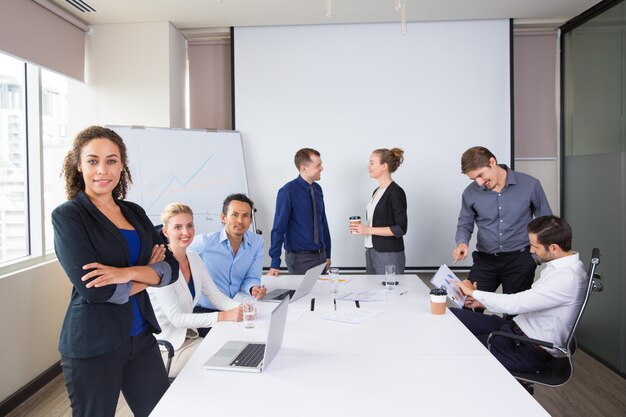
[242,297,257,329]
[385,265,396,291]
[329,267,340,293]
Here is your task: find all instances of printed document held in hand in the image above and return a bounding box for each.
[429,264,467,308]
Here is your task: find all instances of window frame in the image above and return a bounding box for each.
[0,61,58,277]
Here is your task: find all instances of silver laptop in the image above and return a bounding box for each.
[202,296,289,373]
[263,262,326,303]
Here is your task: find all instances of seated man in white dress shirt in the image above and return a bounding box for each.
[450,215,587,374]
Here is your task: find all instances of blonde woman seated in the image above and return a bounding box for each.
[148,203,242,377]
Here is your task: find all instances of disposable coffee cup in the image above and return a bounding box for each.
[349,216,361,234]
[430,288,447,315]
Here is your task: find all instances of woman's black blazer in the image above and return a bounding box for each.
[370,181,408,252]
[52,191,179,358]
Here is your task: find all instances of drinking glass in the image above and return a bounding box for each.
[385,265,396,291]
[329,267,340,293]
[242,297,257,328]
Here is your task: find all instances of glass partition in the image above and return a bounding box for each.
[562,1,626,374]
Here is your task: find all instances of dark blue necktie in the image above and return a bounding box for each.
[309,186,319,245]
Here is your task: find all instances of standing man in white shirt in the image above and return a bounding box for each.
[451,216,587,374]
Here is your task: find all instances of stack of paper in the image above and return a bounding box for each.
[429,264,467,308]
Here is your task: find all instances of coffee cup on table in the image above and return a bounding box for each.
[349,216,361,234]
[429,288,447,315]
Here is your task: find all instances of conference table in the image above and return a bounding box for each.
[150,274,549,417]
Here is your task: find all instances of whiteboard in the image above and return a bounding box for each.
[234,20,511,269]
[110,126,249,233]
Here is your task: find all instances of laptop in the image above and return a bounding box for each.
[202,296,289,373]
[263,262,326,303]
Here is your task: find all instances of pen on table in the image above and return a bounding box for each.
[355,300,360,308]
[399,291,408,296]
[310,297,315,311]
[333,299,337,311]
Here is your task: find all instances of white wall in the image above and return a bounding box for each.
[169,23,187,128]
[91,21,186,128]
[0,261,71,402]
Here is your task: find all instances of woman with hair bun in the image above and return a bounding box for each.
[349,148,408,274]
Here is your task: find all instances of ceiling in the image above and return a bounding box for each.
[50,0,602,30]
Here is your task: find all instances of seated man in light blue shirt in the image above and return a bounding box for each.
[189,193,266,335]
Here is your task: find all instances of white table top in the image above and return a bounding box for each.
[150,274,549,417]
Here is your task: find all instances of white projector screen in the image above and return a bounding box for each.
[234,20,511,269]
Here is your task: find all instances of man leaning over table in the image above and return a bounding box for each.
[452,146,552,307]
[450,215,587,374]
[189,193,266,336]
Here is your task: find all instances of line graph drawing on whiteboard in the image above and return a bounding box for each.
[113,126,249,236]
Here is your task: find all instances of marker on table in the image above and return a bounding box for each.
[333,299,337,311]
[355,300,361,308]
[400,291,408,296]
[310,298,315,311]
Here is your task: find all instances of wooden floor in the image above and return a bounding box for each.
[5,348,625,417]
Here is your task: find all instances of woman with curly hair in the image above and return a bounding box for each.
[52,125,179,417]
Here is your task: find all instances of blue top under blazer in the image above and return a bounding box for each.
[52,191,179,359]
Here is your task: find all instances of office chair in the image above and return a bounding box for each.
[486,248,603,395]
[157,339,176,383]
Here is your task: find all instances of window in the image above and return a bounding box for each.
[0,53,28,264]
[41,69,72,252]
[0,51,92,268]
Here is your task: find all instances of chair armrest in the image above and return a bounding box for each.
[157,339,175,359]
[487,331,554,349]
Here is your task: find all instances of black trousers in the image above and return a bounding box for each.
[468,248,537,294]
[192,305,219,337]
[60,330,169,417]
[450,308,549,373]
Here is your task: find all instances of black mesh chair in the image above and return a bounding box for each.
[154,224,176,382]
[157,339,176,383]
[486,248,603,393]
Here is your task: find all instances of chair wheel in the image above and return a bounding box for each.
[519,381,534,395]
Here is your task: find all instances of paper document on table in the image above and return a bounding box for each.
[335,291,387,302]
[320,309,382,324]
[430,264,467,308]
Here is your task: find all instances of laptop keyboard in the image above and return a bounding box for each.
[274,290,296,300]
[230,343,266,367]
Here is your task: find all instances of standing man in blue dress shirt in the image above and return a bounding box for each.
[268,148,331,275]
[452,146,552,303]
[189,194,266,335]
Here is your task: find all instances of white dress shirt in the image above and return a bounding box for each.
[472,252,587,356]
[364,186,387,249]
[148,251,240,350]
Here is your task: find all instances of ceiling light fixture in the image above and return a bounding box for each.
[396,0,407,35]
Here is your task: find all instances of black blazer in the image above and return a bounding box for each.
[369,181,408,252]
[52,191,179,358]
